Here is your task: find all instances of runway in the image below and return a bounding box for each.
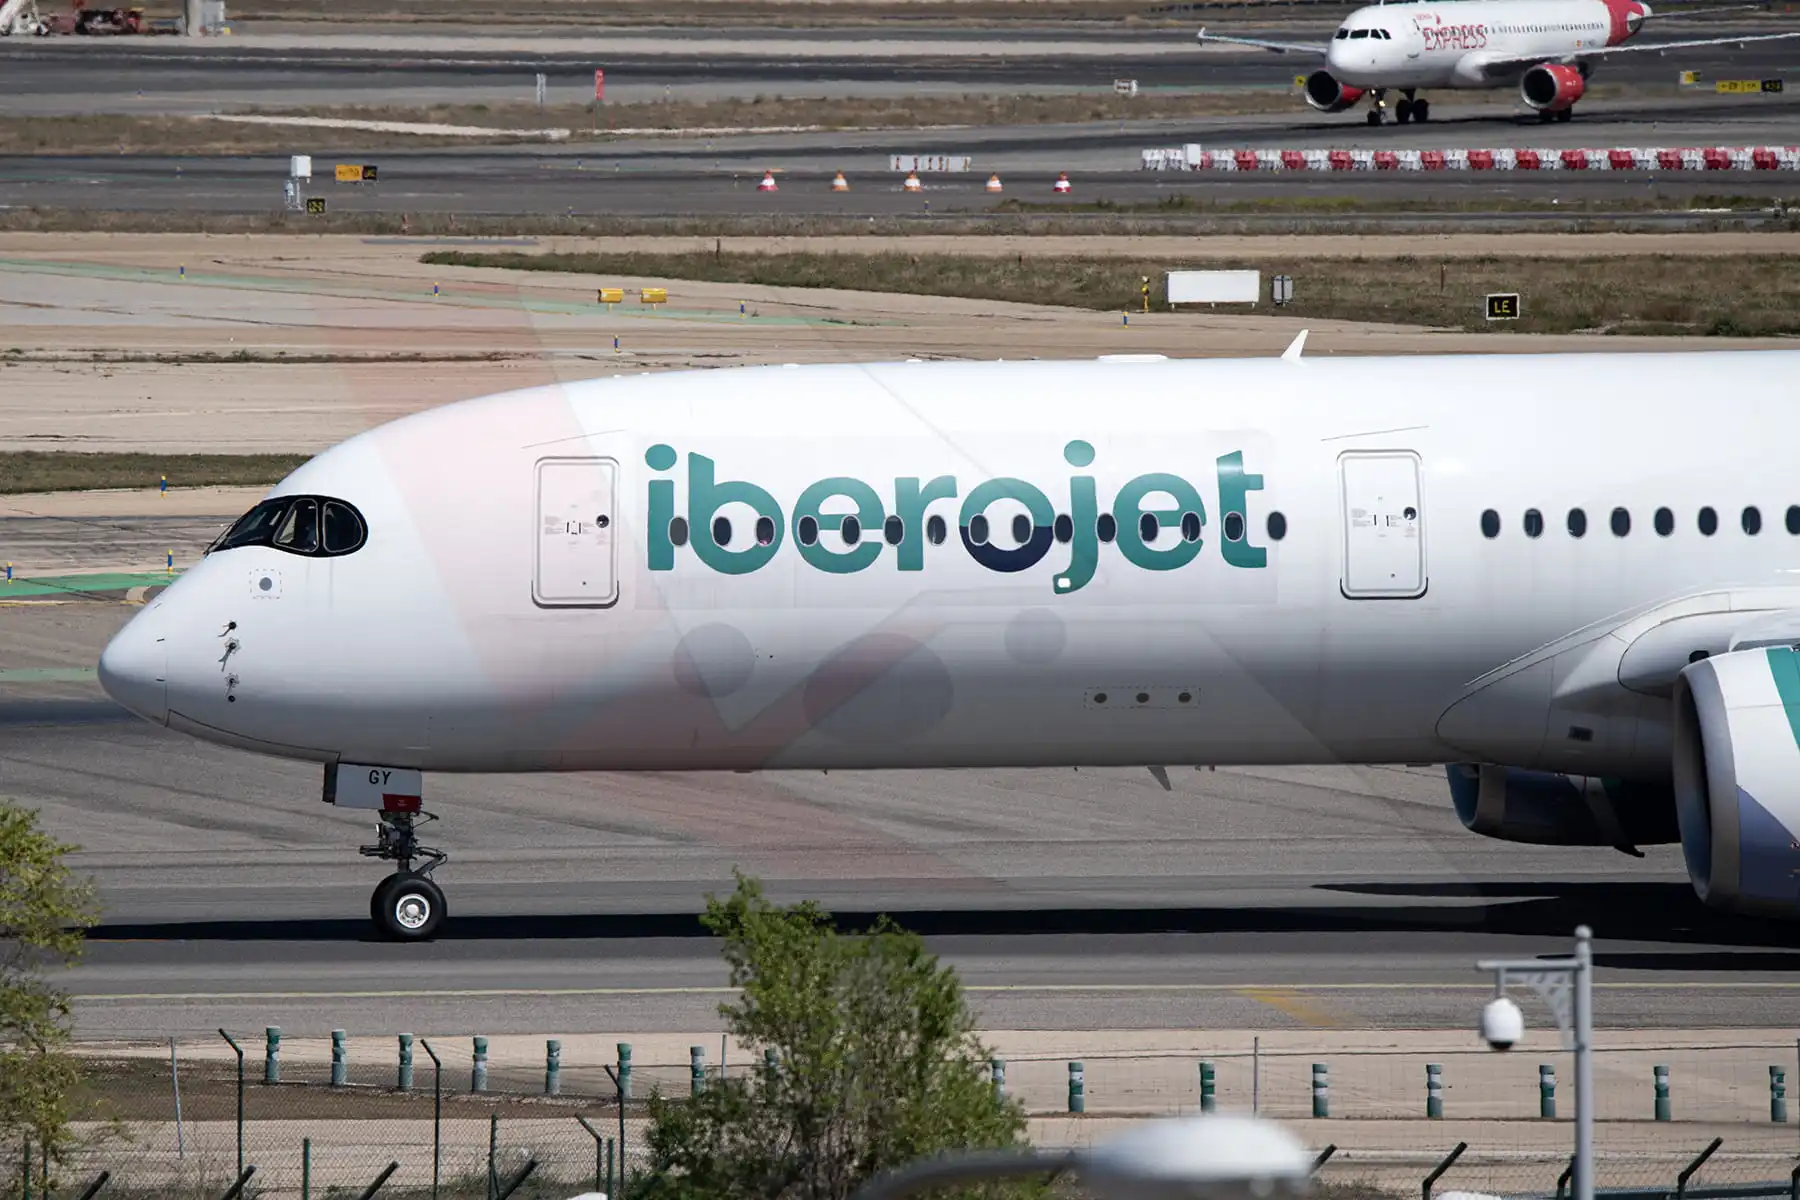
[5,602,1796,1040]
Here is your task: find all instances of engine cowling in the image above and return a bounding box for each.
[1521,63,1585,111]
[1305,70,1366,113]
[1448,763,1678,846]
[1673,648,1800,919]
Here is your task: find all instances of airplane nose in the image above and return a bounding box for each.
[99,608,168,725]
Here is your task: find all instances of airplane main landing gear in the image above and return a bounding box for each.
[1396,90,1430,124]
[360,810,448,941]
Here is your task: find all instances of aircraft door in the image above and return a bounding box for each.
[1339,451,1426,599]
[534,456,620,608]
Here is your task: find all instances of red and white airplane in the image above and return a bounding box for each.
[1199,0,1800,124]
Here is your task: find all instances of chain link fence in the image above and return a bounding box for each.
[9,1032,1797,1200]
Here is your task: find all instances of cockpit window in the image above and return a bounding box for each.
[1335,26,1349,37]
[1350,28,1370,38]
[209,495,368,558]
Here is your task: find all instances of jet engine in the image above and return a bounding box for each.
[1448,763,1678,846]
[1672,648,1800,919]
[1521,63,1585,111]
[1304,70,1366,113]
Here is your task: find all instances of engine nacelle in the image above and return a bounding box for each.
[1448,763,1678,846]
[1304,70,1366,113]
[1521,63,1585,111]
[1673,648,1800,919]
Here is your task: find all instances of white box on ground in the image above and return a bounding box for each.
[888,154,972,173]
[330,763,423,810]
[289,154,312,180]
[1167,269,1261,305]
[1114,78,1139,96]
[1184,143,1204,167]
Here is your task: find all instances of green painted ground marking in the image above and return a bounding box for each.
[0,667,97,684]
[0,571,179,598]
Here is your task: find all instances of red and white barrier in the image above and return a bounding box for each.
[1139,145,1800,171]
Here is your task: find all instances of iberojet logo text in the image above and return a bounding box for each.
[645,440,1269,595]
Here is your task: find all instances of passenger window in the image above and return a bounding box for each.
[1480,509,1500,538]
[1097,513,1118,543]
[883,515,904,546]
[1787,506,1800,535]
[796,515,818,546]
[321,500,366,555]
[274,498,319,553]
[968,514,990,545]
[670,516,691,547]
[1138,513,1159,543]
[1567,508,1587,538]
[926,515,947,545]
[1266,511,1287,541]
[756,516,777,546]
[1054,514,1074,544]
[1181,512,1204,542]
[1743,506,1762,535]
[1610,507,1630,537]
[1523,508,1543,538]
[212,498,291,553]
[1012,514,1033,545]
[842,515,863,545]
[1698,506,1718,536]
[1223,512,1244,542]
[1654,507,1674,537]
[712,516,732,547]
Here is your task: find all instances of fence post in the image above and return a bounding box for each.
[218,1029,244,1178]
[487,1112,499,1200]
[1772,1066,1788,1124]
[1312,1063,1330,1118]
[302,1137,311,1200]
[617,1042,633,1101]
[1068,1061,1085,1113]
[1200,1061,1216,1113]
[691,1045,706,1096]
[420,1038,441,1200]
[545,1040,562,1097]
[331,1030,348,1087]
[1655,1064,1672,1121]
[1423,1142,1468,1200]
[264,1027,281,1084]
[1676,1137,1723,1200]
[607,1139,615,1200]
[472,1036,489,1093]
[1426,1063,1444,1119]
[398,1034,414,1092]
[1540,1064,1556,1119]
[170,1038,185,1159]
[577,1116,603,1191]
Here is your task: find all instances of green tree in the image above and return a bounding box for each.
[0,800,97,1195]
[645,874,1027,1199]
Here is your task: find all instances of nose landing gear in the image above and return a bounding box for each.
[360,810,448,941]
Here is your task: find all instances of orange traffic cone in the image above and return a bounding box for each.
[985,173,1003,192]
[1052,172,1072,194]
[831,170,849,192]
[903,171,922,192]
[757,170,779,192]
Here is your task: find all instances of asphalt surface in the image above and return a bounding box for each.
[3,603,1797,1039]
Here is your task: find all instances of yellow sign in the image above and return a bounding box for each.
[305,197,327,215]
[1485,292,1520,321]
[335,164,363,182]
[598,287,624,305]
[1679,70,1700,85]
[1716,79,1781,93]
[1294,75,1308,87]
[640,287,668,305]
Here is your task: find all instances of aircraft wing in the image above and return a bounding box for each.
[1474,28,1800,74]
[1196,27,1331,55]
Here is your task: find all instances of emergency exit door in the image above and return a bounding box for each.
[534,457,620,608]
[1339,451,1426,599]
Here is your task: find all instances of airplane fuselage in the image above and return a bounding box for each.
[1325,0,1644,88]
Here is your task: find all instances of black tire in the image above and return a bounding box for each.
[1396,99,1413,124]
[373,872,445,941]
[1366,109,1382,126]
[1414,99,1430,122]
[1556,108,1574,122]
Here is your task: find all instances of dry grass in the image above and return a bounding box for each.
[228,0,1228,27]
[421,247,1800,335]
[0,452,309,495]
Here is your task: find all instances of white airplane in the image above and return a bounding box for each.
[1198,0,1800,124]
[98,345,1800,940]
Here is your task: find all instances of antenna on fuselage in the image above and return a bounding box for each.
[1281,329,1309,361]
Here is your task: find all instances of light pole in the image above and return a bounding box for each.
[1477,925,1594,1200]
[850,1114,1312,1200]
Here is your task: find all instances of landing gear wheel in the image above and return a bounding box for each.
[1556,107,1574,122]
[1367,108,1383,126]
[374,872,445,941]
[1413,99,1430,122]
[1396,98,1413,124]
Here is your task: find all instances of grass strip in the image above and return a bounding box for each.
[421,248,1800,336]
[0,452,309,495]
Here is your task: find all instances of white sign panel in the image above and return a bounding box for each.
[1167,270,1261,305]
[332,764,424,811]
[888,155,973,173]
